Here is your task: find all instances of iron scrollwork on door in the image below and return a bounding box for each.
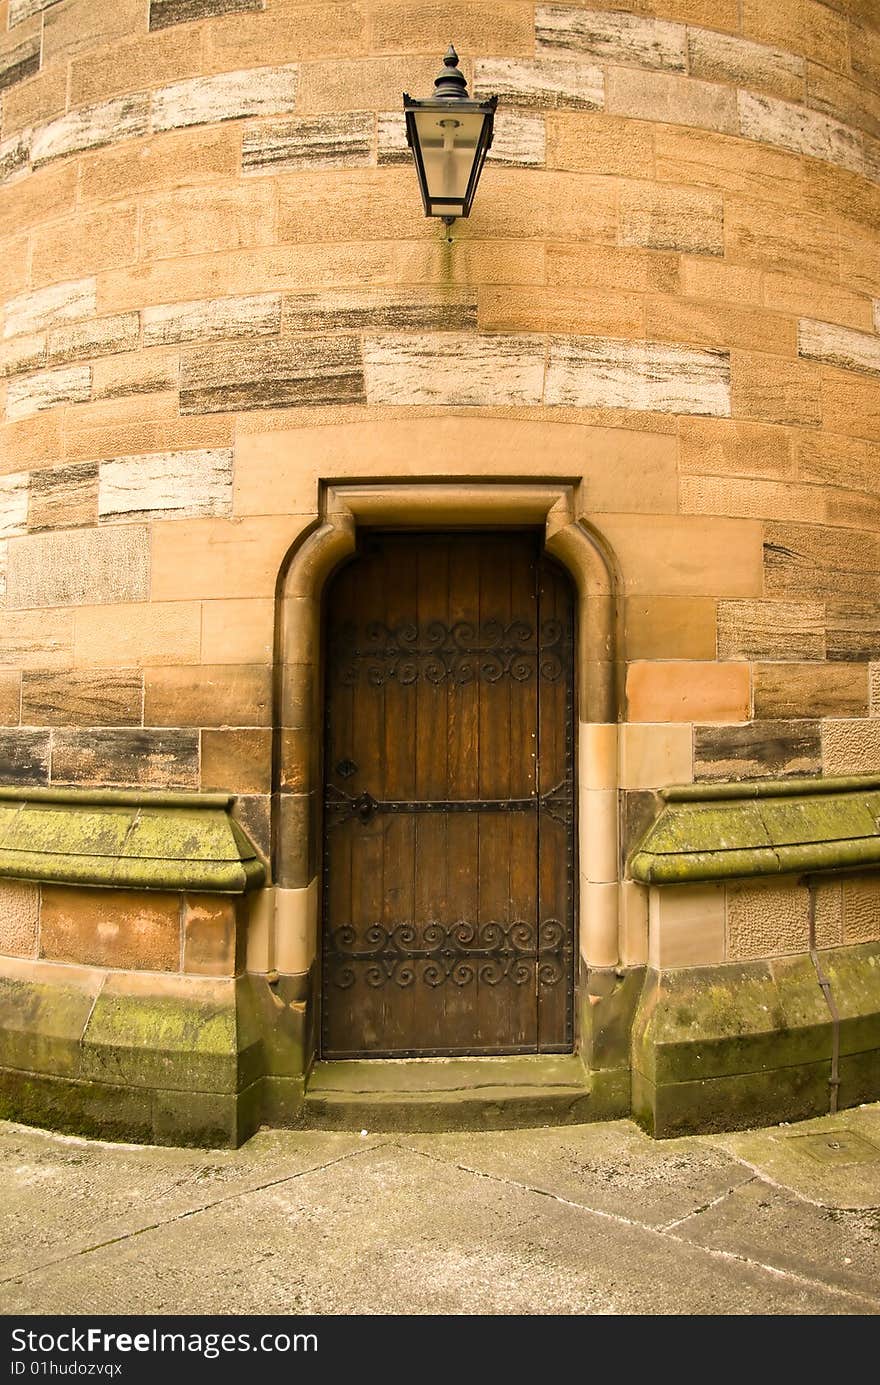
[328,617,568,686]
[325,918,572,990]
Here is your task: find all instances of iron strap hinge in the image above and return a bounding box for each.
[325,782,573,825]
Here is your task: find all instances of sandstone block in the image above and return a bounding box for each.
[822,718,880,775]
[78,128,240,205]
[753,663,867,718]
[822,368,880,444]
[762,273,874,332]
[678,418,794,481]
[842,878,880,945]
[42,0,146,65]
[606,67,736,135]
[21,669,142,727]
[619,183,723,255]
[624,596,716,661]
[807,63,880,143]
[150,0,263,30]
[45,314,140,368]
[547,244,678,294]
[473,56,603,111]
[627,661,750,723]
[91,347,180,403]
[182,894,238,978]
[826,601,880,664]
[143,293,281,348]
[646,296,795,356]
[0,131,30,187]
[369,3,532,56]
[243,112,374,173]
[31,95,150,167]
[98,449,234,524]
[6,365,92,421]
[0,35,39,95]
[73,601,201,669]
[364,332,545,407]
[687,28,804,102]
[680,475,823,524]
[0,728,50,784]
[0,670,21,724]
[151,65,299,132]
[797,318,880,378]
[284,287,477,334]
[0,472,29,539]
[679,259,764,309]
[4,278,96,340]
[599,513,763,598]
[724,198,839,277]
[150,515,297,601]
[765,522,880,602]
[200,727,273,794]
[535,5,686,71]
[143,664,271,728]
[740,0,849,75]
[181,336,365,413]
[0,880,39,958]
[794,434,869,489]
[727,881,808,960]
[51,727,199,789]
[619,722,693,790]
[545,112,653,177]
[717,600,825,662]
[6,526,150,609]
[200,598,274,665]
[140,185,275,261]
[39,886,181,972]
[9,2,61,28]
[731,351,821,426]
[648,884,725,970]
[694,720,821,780]
[0,608,72,670]
[0,62,66,142]
[545,336,730,416]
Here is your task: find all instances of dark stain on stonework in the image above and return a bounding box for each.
[149,0,264,31]
[0,37,40,94]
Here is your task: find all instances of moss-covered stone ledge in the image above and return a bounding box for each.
[0,788,265,893]
[631,941,880,1138]
[630,775,880,884]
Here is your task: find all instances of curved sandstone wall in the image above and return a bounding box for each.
[0,0,879,980]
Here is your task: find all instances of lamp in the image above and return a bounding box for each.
[403,46,498,226]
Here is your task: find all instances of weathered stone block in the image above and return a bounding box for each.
[27,462,99,532]
[822,718,880,775]
[180,337,365,413]
[694,721,821,781]
[688,28,804,102]
[0,730,50,785]
[9,0,64,27]
[201,728,273,795]
[21,670,142,727]
[0,473,29,540]
[0,131,30,187]
[143,664,271,728]
[6,366,92,421]
[727,880,809,960]
[40,887,181,971]
[364,332,545,407]
[51,728,199,789]
[98,449,234,523]
[151,65,299,132]
[725,198,839,277]
[536,5,686,71]
[753,663,868,718]
[73,602,201,669]
[764,523,880,601]
[142,294,281,348]
[150,0,263,31]
[473,56,604,111]
[798,319,880,378]
[0,881,39,958]
[545,336,730,415]
[619,184,724,256]
[606,67,737,134]
[738,91,864,178]
[842,878,880,945]
[243,112,373,173]
[717,600,825,661]
[627,661,750,723]
[624,597,717,661]
[6,527,150,609]
[44,313,140,368]
[0,610,73,670]
[32,95,150,167]
[826,601,880,662]
[0,34,40,94]
[3,279,96,340]
[182,895,238,977]
[284,287,477,333]
[731,352,821,426]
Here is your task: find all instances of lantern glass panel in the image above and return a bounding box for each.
[412,108,487,207]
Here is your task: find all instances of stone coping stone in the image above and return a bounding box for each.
[0,788,264,893]
[631,775,880,883]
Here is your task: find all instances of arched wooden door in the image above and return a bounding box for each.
[321,531,575,1058]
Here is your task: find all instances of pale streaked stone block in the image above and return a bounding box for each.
[606,67,737,135]
[98,448,234,523]
[6,365,92,421]
[687,28,805,103]
[9,0,63,24]
[0,473,29,539]
[797,318,880,378]
[5,526,150,608]
[180,337,364,413]
[487,110,546,167]
[648,884,725,969]
[284,287,476,333]
[1,334,46,379]
[46,313,140,367]
[363,333,546,407]
[376,110,409,164]
[536,5,686,72]
[243,112,374,173]
[474,56,604,111]
[142,293,281,347]
[738,90,865,178]
[545,336,730,416]
[3,278,97,341]
[152,65,299,132]
[31,95,150,168]
[0,130,30,187]
[716,600,825,661]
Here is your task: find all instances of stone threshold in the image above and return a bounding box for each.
[301,1054,627,1132]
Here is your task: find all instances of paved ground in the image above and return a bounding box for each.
[1,1105,879,1315]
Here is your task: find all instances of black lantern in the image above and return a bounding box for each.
[403,46,498,225]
